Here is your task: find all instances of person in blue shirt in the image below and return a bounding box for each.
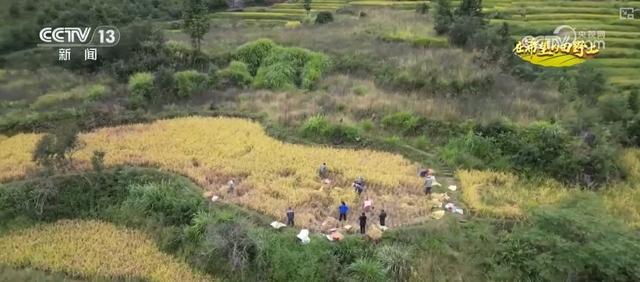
[339,201,349,223]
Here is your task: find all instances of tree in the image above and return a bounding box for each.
[434,0,453,35]
[455,0,483,17]
[32,123,80,174]
[226,0,245,10]
[303,0,312,15]
[183,0,209,51]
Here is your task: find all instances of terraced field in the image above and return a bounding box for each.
[211,0,429,25]
[482,0,640,89]
[210,0,638,88]
[0,117,444,229]
[211,0,349,24]
[0,220,211,281]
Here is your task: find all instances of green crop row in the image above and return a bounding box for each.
[211,12,304,21]
[486,6,620,15]
[349,1,429,9]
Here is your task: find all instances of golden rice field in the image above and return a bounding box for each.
[459,149,640,228]
[0,133,41,181]
[0,117,430,228]
[457,169,571,218]
[0,220,211,281]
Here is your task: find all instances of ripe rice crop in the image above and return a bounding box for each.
[0,133,42,182]
[0,220,211,281]
[457,170,571,218]
[0,117,429,228]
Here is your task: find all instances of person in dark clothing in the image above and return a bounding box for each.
[286,207,295,227]
[319,163,328,179]
[339,201,349,222]
[359,212,367,234]
[379,209,387,226]
[353,176,365,195]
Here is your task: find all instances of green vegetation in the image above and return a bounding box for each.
[183,0,210,51]
[234,39,330,90]
[218,61,253,87]
[175,70,209,97]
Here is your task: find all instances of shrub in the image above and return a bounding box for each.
[122,182,204,226]
[360,119,374,131]
[381,112,421,136]
[302,53,329,89]
[416,3,430,14]
[299,115,330,138]
[253,62,297,90]
[299,116,360,144]
[375,245,413,282]
[234,38,276,76]
[217,61,253,87]
[174,70,208,98]
[315,12,334,24]
[496,197,640,281]
[598,93,632,123]
[323,123,360,145]
[627,114,640,146]
[346,258,387,282]
[434,0,453,35]
[128,72,154,105]
[285,21,301,29]
[236,42,329,90]
[154,67,177,98]
[86,84,108,101]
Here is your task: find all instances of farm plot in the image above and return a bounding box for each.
[0,220,211,282]
[0,117,436,229]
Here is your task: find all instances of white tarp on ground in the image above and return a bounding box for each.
[297,229,310,244]
[270,221,287,229]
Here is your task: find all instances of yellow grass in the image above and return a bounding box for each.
[0,220,211,281]
[0,117,429,228]
[457,169,571,218]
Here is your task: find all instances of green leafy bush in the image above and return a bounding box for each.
[381,112,421,135]
[128,72,154,105]
[375,245,413,282]
[439,120,620,185]
[217,61,253,87]
[302,53,330,89]
[234,38,276,76]
[315,12,334,24]
[233,40,329,90]
[598,93,632,123]
[346,258,386,282]
[496,197,640,281]
[299,115,361,144]
[253,62,297,90]
[174,70,208,97]
[86,84,108,101]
